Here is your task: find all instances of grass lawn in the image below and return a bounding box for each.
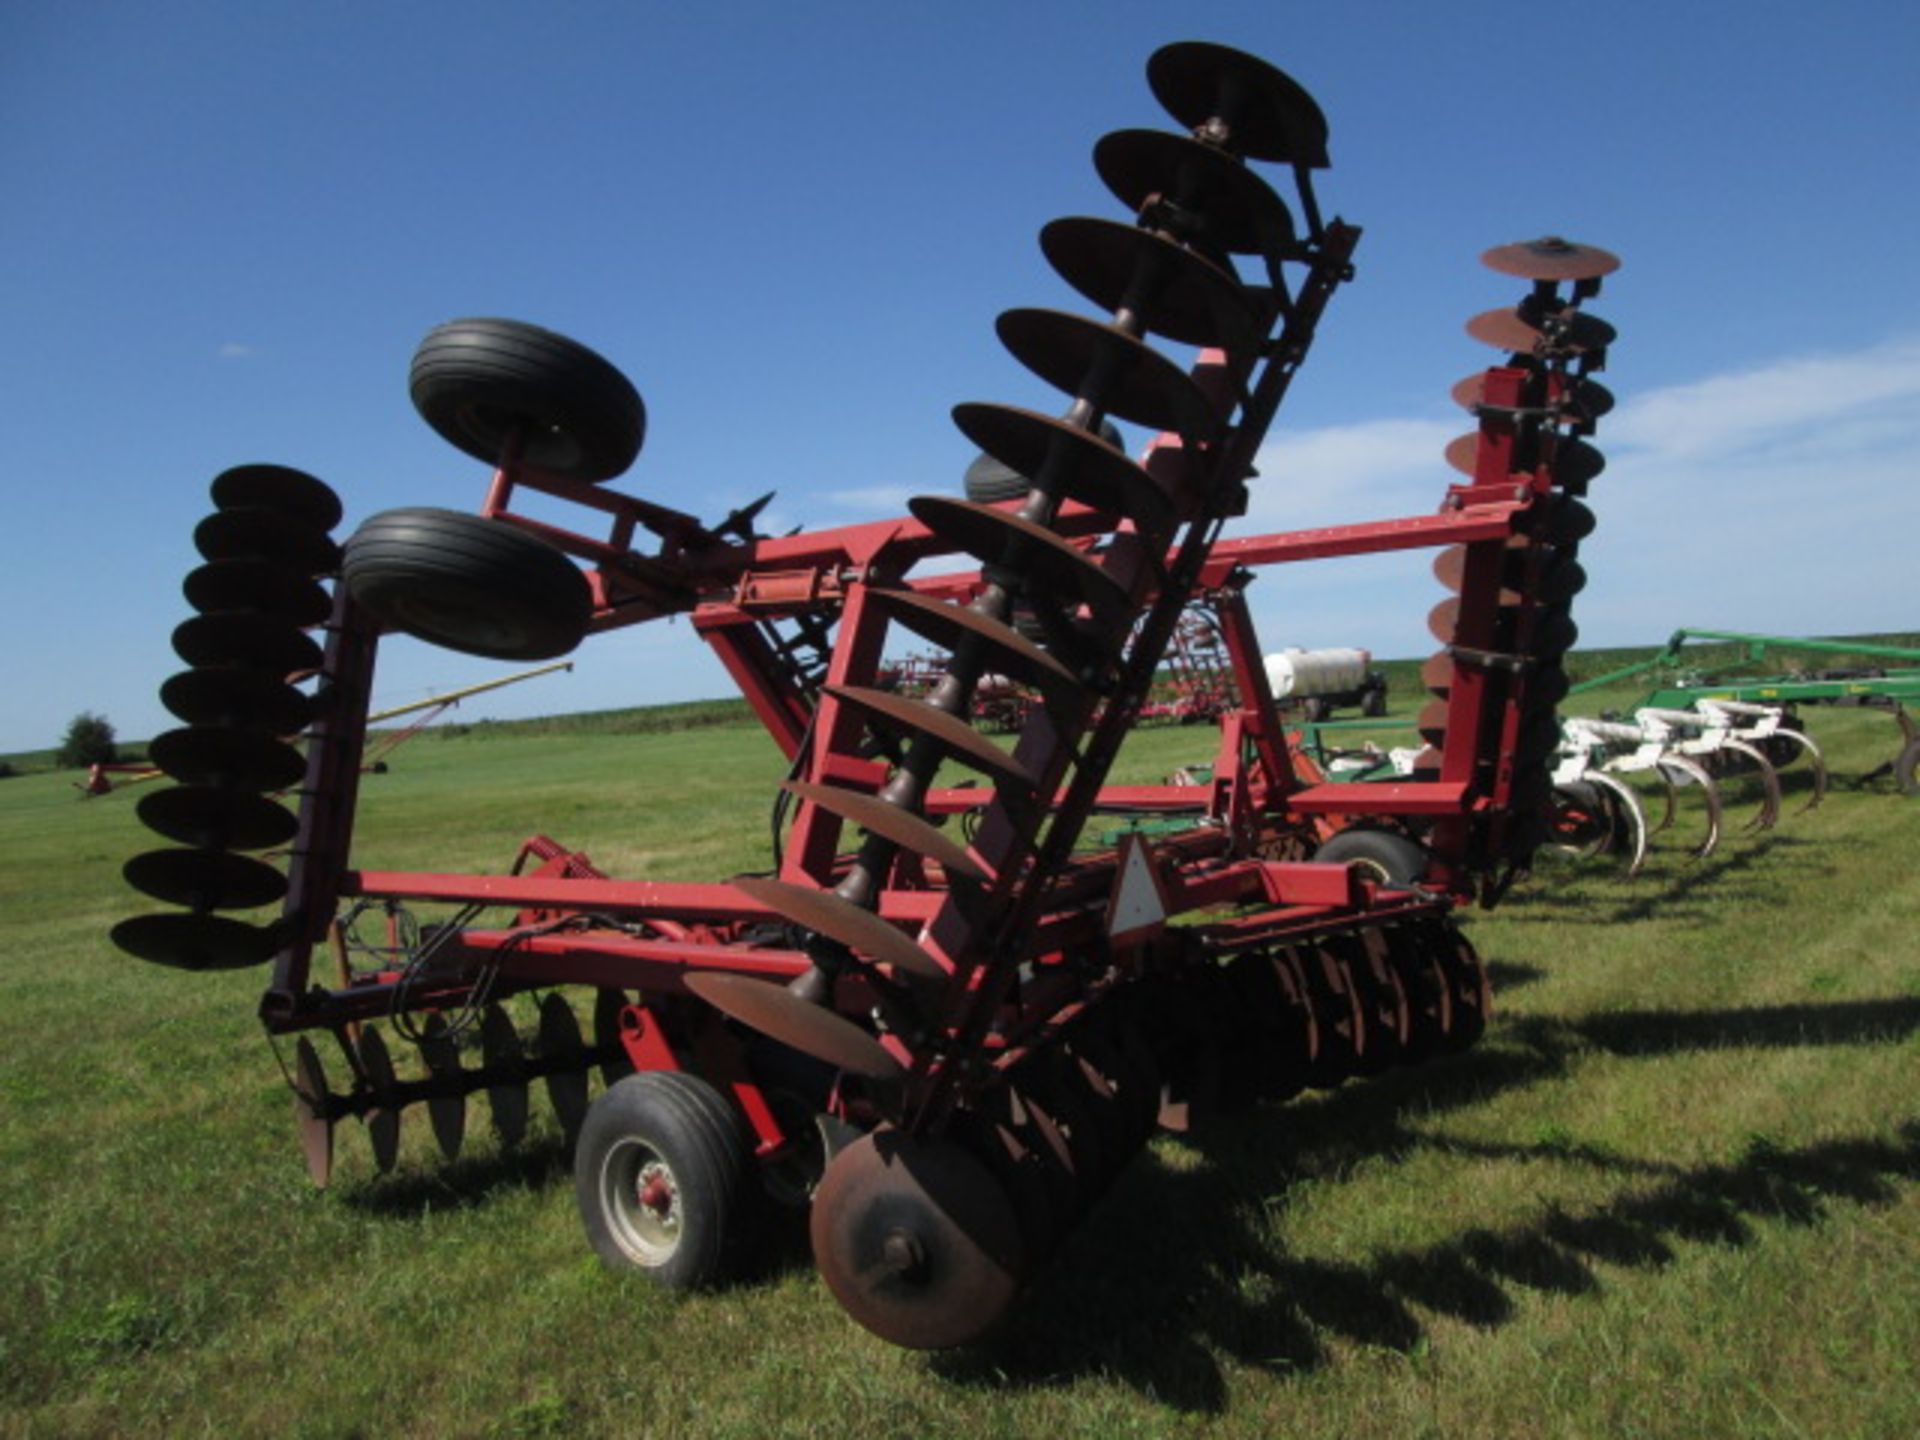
[2,680,1916,1438]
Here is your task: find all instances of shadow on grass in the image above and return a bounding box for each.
[935,996,1920,1411]
[1498,832,1828,929]
[342,1138,573,1216]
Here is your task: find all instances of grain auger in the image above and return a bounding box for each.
[111,42,1620,1349]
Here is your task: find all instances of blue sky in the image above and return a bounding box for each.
[4,2,1917,752]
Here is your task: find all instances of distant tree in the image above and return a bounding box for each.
[57,712,118,769]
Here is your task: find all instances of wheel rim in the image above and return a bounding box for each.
[601,1138,682,1267]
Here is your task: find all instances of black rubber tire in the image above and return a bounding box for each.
[410,318,645,482]
[1361,680,1388,719]
[1312,827,1430,889]
[575,1071,754,1291]
[341,507,591,660]
[1896,735,1920,797]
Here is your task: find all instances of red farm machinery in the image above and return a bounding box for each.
[113,43,1621,1348]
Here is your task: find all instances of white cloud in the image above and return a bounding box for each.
[217,342,255,360]
[825,484,914,514]
[1220,335,1920,659]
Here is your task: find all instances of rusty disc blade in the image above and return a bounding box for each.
[824,683,1039,791]
[1421,650,1454,695]
[784,782,988,885]
[172,611,324,677]
[149,725,306,791]
[950,403,1169,531]
[1481,236,1621,282]
[481,1003,530,1149]
[160,668,318,733]
[1433,545,1467,592]
[1039,216,1261,351]
[683,972,903,1081]
[124,846,287,911]
[908,495,1129,620]
[538,993,590,1144]
[194,507,341,574]
[1553,439,1606,489]
[1427,597,1460,644]
[1466,306,1616,356]
[1417,699,1451,745]
[809,1128,1026,1349]
[1450,372,1489,411]
[136,785,297,851]
[292,1037,334,1188]
[211,463,344,529]
[994,308,1223,438]
[1147,41,1330,167]
[417,1015,466,1162]
[110,911,280,971]
[734,874,946,979]
[1093,127,1297,254]
[183,560,333,627]
[357,1023,401,1173]
[1443,432,1483,479]
[866,587,1081,703]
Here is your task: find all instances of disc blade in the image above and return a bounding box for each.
[183,559,332,627]
[866,587,1081,703]
[1537,494,1597,544]
[1443,432,1482,479]
[210,463,344,529]
[481,1003,531,1148]
[292,1037,334,1188]
[136,785,297,851]
[1553,439,1606,489]
[538,993,590,1144]
[1092,127,1297,253]
[1147,41,1330,167]
[124,847,287,911]
[110,911,279,971]
[734,875,946,980]
[1481,237,1621,282]
[907,494,1129,621]
[417,1015,466,1162]
[160,668,318,733]
[683,972,903,1081]
[994,308,1223,438]
[172,611,324,677]
[809,1128,1026,1349]
[950,402,1170,530]
[149,725,306,791]
[1421,650,1454,695]
[1417,699,1450,745]
[824,683,1039,791]
[1039,216,1261,350]
[357,1023,401,1173]
[784,782,988,885]
[1466,307,1616,356]
[1427,597,1459,644]
[194,507,341,573]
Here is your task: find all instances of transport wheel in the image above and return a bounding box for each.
[575,1071,753,1290]
[410,318,645,481]
[1895,735,1920,797]
[1362,682,1388,718]
[1312,826,1429,889]
[342,507,591,660]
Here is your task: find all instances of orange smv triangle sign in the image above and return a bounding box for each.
[1105,831,1170,947]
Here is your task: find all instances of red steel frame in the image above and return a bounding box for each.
[259,346,1556,1165]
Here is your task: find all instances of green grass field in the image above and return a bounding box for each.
[3,680,1916,1438]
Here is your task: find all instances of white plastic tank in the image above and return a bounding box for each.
[1264,646,1372,698]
